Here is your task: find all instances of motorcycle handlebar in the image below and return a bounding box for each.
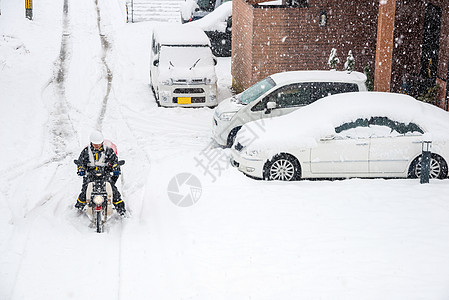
[74,159,125,178]
[73,159,125,166]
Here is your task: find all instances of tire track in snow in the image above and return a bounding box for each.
[94,0,113,131]
[92,3,125,299]
[44,0,78,159]
[5,1,78,297]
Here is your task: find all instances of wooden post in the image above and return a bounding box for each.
[374,0,396,92]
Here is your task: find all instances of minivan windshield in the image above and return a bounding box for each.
[160,46,214,69]
[240,77,276,104]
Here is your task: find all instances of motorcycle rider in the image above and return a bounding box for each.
[75,131,126,216]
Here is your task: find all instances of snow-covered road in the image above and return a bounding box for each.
[1,0,449,299]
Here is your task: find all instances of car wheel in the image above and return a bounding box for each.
[408,154,448,179]
[264,153,301,181]
[226,126,242,148]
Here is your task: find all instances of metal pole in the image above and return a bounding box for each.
[25,0,32,20]
[131,0,134,23]
[420,141,432,184]
[126,3,129,23]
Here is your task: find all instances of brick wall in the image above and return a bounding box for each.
[232,0,449,101]
[232,0,379,92]
[231,0,254,91]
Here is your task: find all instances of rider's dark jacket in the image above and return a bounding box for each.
[76,143,123,206]
[77,143,119,174]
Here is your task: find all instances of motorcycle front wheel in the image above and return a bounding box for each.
[96,211,102,233]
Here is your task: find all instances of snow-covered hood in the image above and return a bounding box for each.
[215,94,244,116]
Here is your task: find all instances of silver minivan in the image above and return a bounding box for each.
[212,70,367,147]
[150,24,218,107]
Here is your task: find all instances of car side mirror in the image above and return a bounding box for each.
[153,59,159,67]
[265,101,276,114]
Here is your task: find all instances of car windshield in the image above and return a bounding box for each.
[240,77,276,104]
[159,46,214,69]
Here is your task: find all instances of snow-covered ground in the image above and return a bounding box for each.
[1,0,449,299]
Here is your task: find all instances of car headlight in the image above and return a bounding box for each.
[245,149,259,157]
[93,195,104,205]
[160,91,170,103]
[206,78,216,84]
[218,112,236,121]
[161,78,173,85]
[209,95,217,103]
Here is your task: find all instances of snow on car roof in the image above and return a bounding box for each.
[269,70,367,85]
[236,92,449,151]
[258,0,283,5]
[185,1,232,32]
[153,24,211,46]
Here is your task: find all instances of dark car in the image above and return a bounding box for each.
[205,16,231,57]
[181,0,231,23]
[185,1,232,57]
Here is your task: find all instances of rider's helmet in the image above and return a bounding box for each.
[90,131,104,145]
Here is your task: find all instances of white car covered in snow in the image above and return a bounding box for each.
[212,70,367,147]
[150,24,218,107]
[231,92,449,181]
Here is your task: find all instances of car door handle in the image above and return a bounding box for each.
[356,142,369,146]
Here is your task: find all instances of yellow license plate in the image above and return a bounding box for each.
[178,97,191,104]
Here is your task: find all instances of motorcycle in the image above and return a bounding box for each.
[74,159,125,233]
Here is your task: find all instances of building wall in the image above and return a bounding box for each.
[430,0,449,107]
[390,0,425,92]
[391,0,449,107]
[232,0,379,92]
[429,0,449,81]
[232,0,449,106]
[231,0,254,91]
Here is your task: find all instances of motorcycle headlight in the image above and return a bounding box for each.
[93,195,104,205]
[218,112,236,121]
